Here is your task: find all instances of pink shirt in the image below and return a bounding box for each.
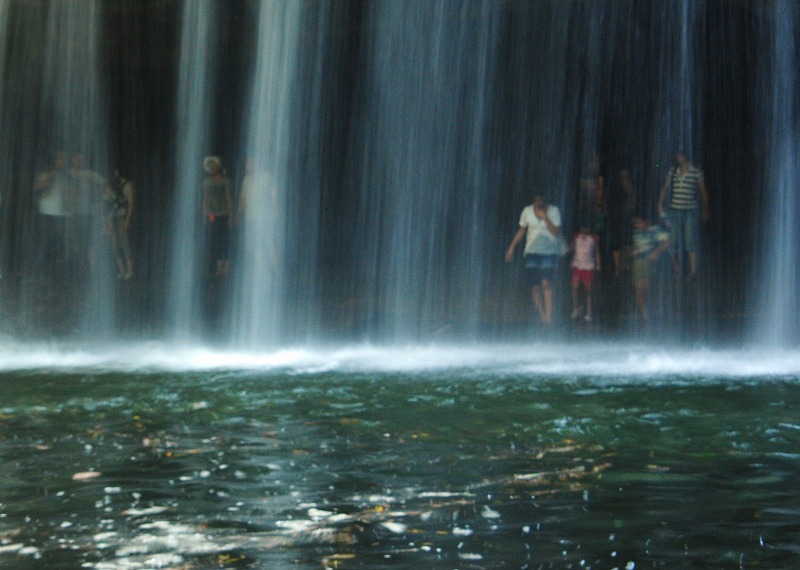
[572,233,598,270]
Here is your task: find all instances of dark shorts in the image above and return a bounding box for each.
[208,216,230,260]
[525,253,558,285]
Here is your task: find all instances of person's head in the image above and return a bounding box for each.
[71,153,85,169]
[576,211,591,234]
[533,193,546,209]
[674,152,689,167]
[203,155,223,175]
[51,151,66,170]
[632,216,648,230]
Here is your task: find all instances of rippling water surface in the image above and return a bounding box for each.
[1,343,799,568]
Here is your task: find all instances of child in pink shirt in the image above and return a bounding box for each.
[571,223,601,321]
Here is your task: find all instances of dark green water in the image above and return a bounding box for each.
[1,367,799,569]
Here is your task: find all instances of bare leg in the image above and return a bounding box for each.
[687,251,697,279]
[531,285,545,322]
[571,282,581,319]
[541,279,553,324]
[585,291,593,321]
[635,280,648,320]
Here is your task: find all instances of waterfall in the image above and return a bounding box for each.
[168,1,220,339]
[233,0,302,348]
[0,1,780,347]
[0,0,111,337]
[755,0,800,346]
[351,0,501,340]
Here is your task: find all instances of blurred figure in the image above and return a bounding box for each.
[236,157,279,267]
[505,193,563,325]
[570,220,600,322]
[579,153,608,273]
[69,153,107,271]
[658,152,708,280]
[202,155,233,277]
[34,151,71,279]
[105,169,134,279]
[609,168,636,277]
[631,216,671,321]
[580,153,606,216]
[236,157,276,226]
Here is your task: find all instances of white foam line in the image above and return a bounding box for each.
[0,340,798,379]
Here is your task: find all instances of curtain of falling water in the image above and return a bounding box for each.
[647,1,706,333]
[352,1,500,341]
[754,1,800,346]
[505,2,614,271]
[493,1,712,336]
[0,0,761,344]
[232,0,301,348]
[4,0,112,336]
[168,1,219,339]
[0,0,11,284]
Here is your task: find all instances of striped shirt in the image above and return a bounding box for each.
[668,165,703,210]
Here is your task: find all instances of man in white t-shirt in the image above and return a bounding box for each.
[505,194,562,324]
[34,151,71,274]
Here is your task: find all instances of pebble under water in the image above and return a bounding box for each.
[1,347,799,569]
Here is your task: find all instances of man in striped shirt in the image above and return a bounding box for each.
[658,152,709,280]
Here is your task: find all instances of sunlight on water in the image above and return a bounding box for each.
[0,340,798,379]
[2,357,799,569]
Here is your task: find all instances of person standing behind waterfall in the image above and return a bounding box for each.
[631,216,671,321]
[202,156,233,277]
[34,151,71,283]
[505,193,563,325]
[70,153,107,274]
[236,157,279,268]
[658,152,708,281]
[105,169,134,279]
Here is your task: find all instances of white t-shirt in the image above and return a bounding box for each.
[36,170,71,217]
[519,204,561,255]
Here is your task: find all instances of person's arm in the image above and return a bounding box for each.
[536,206,560,236]
[647,237,672,262]
[658,176,670,217]
[225,183,234,227]
[543,215,560,237]
[597,175,606,212]
[123,183,134,231]
[699,176,709,222]
[235,188,246,226]
[505,226,526,262]
[594,238,601,271]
